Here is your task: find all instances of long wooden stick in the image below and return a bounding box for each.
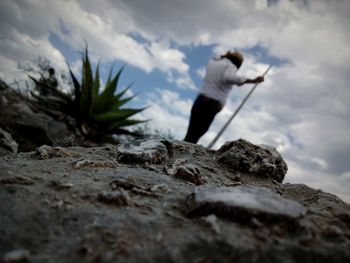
[207,65,273,149]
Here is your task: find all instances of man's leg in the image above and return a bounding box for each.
[184,95,222,144]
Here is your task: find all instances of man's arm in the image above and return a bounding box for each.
[243,76,264,84]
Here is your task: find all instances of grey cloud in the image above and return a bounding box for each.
[116,0,257,43]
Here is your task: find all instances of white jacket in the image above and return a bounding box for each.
[199,57,247,105]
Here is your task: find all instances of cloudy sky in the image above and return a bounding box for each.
[1,0,350,202]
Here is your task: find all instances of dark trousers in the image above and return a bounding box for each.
[184,95,223,144]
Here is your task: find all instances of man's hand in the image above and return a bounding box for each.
[254,76,264,83]
[244,76,264,84]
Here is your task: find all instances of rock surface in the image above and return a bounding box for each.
[0,128,18,157]
[0,86,74,152]
[116,139,168,164]
[217,139,288,182]
[2,102,71,152]
[185,185,306,223]
[1,139,350,263]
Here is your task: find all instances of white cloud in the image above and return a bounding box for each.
[144,89,192,117]
[284,161,350,203]
[196,67,205,78]
[147,41,188,74]
[137,89,192,139]
[0,30,67,84]
[0,0,194,89]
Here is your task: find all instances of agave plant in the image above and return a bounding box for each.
[68,47,146,139]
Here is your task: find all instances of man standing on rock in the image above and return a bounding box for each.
[184,51,264,144]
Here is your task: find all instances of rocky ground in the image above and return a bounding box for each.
[1,139,350,263]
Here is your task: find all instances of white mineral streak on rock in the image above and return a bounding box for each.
[165,158,205,185]
[164,158,188,175]
[119,139,161,154]
[36,145,51,159]
[117,139,168,164]
[259,144,281,159]
[203,214,220,234]
[36,145,80,159]
[149,184,171,193]
[74,159,118,169]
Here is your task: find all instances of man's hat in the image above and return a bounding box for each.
[225,51,244,65]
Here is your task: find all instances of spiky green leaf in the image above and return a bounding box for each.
[80,46,94,114]
[92,62,100,96]
[93,66,124,114]
[110,96,135,110]
[107,85,135,110]
[105,65,114,88]
[67,63,81,104]
[114,119,148,127]
[115,84,133,100]
[102,66,124,97]
[92,108,145,123]
[108,119,148,131]
[90,62,100,114]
